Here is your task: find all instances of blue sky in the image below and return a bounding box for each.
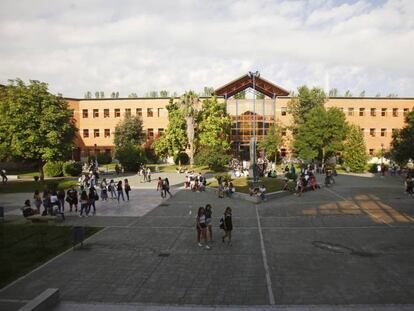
[0,0,413,97]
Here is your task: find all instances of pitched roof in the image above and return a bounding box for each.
[215,74,289,98]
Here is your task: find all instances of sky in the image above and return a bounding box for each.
[0,0,413,98]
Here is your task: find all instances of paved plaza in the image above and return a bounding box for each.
[0,173,413,310]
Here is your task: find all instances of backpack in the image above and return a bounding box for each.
[219,215,224,229]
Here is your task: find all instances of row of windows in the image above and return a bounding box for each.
[82,128,164,138]
[81,108,166,118]
[279,107,411,117]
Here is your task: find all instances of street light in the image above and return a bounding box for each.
[248,71,260,182]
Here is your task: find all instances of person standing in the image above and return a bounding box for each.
[87,187,97,216]
[57,189,66,213]
[79,190,88,217]
[66,186,78,212]
[205,204,213,242]
[222,207,233,246]
[0,169,7,183]
[109,179,116,199]
[117,180,125,202]
[196,207,210,249]
[33,190,42,213]
[100,178,108,201]
[124,179,131,201]
[146,167,151,182]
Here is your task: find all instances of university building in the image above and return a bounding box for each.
[67,74,414,161]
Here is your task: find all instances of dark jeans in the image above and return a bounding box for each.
[80,203,88,216]
[125,190,130,200]
[87,201,96,214]
[117,191,125,202]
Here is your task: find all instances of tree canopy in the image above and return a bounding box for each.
[258,123,283,163]
[288,86,326,124]
[0,79,76,179]
[293,106,348,164]
[113,115,144,148]
[391,109,414,165]
[342,124,368,172]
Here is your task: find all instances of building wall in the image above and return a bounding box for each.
[67,96,414,160]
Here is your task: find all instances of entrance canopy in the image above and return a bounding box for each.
[215,74,289,98]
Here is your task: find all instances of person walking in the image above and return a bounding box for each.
[33,190,42,213]
[205,204,213,242]
[1,169,7,183]
[57,189,66,213]
[100,178,108,201]
[157,177,165,198]
[221,207,233,246]
[124,179,131,201]
[146,167,151,182]
[163,178,172,198]
[42,190,50,215]
[66,186,78,212]
[117,180,125,203]
[196,207,210,249]
[79,190,88,217]
[109,179,116,199]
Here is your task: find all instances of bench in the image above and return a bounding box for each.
[26,214,64,223]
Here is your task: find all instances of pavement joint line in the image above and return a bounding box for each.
[0,226,109,294]
[324,187,393,228]
[255,205,275,305]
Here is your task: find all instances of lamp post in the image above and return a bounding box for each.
[249,71,260,182]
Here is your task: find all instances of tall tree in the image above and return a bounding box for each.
[359,90,366,97]
[128,93,138,98]
[153,100,187,157]
[258,123,283,163]
[147,91,158,98]
[342,124,369,172]
[100,91,105,98]
[293,106,348,165]
[111,92,116,98]
[113,115,144,148]
[197,96,231,150]
[288,86,326,124]
[179,91,199,165]
[391,109,414,165]
[202,87,214,97]
[160,90,169,97]
[95,91,100,99]
[344,90,353,97]
[0,79,76,180]
[84,91,92,99]
[115,92,119,98]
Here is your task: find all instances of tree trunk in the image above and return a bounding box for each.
[321,147,326,170]
[39,161,44,181]
[189,141,194,167]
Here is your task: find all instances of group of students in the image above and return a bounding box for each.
[217,180,236,198]
[137,165,152,182]
[184,173,206,191]
[156,177,172,198]
[98,178,131,202]
[196,205,233,249]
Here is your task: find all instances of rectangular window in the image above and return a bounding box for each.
[115,109,120,117]
[370,128,376,137]
[93,109,99,118]
[94,129,100,138]
[381,128,386,137]
[147,128,154,138]
[104,129,110,138]
[404,108,409,116]
[83,129,89,138]
[393,108,398,117]
[104,109,109,118]
[381,108,387,116]
[125,108,131,117]
[369,149,374,156]
[136,108,142,117]
[370,108,376,116]
[82,109,88,118]
[281,129,287,136]
[147,108,153,117]
[348,108,354,116]
[359,108,365,116]
[158,128,164,136]
[281,107,287,116]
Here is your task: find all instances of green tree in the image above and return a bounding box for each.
[359,90,366,97]
[111,92,116,98]
[153,100,187,157]
[197,96,231,151]
[179,91,200,165]
[342,124,369,172]
[115,144,146,171]
[95,91,100,99]
[100,91,105,98]
[256,92,265,99]
[147,91,158,98]
[329,88,338,97]
[202,87,214,97]
[258,123,283,163]
[344,90,352,97]
[288,86,326,124]
[293,106,348,165]
[160,90,169,97]
[84,91,92,99]
[128,93,138,98]
[0,79,76,180]
[113,115,144,148]
[391,109,414,165]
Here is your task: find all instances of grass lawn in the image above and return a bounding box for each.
[208,177,295,194]
[0,178,79,193]
[0,224,102,288]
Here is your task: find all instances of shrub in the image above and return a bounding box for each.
[96,153,112,165]
[115,144,146,171]
[63,161,83,177]
[214,173,232,183]
[174,152,190,165]
[368,163,388,173]
[43,161,64,177]
[195,146,231,170]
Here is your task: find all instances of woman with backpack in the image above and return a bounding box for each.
[196,207,210,250]
[100,178,108,201]
[221,207,233,246]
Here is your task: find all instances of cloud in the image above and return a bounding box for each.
[0,0,413,97]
